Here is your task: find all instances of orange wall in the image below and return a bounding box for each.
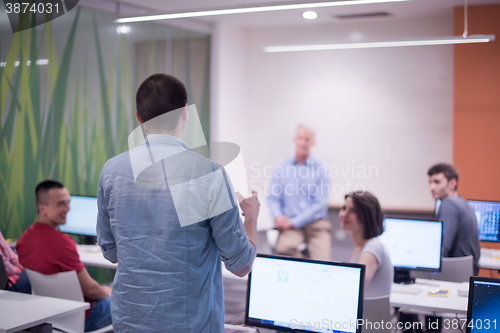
[454,5,500,202]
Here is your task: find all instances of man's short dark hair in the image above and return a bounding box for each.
[345,191,384,240]
[36,180,64,206]
[136,73,188,124]
[427,163,459,189]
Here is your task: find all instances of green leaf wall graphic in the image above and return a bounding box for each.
[0,7,211,240]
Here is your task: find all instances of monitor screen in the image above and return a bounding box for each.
[466,277,500,333]
[245,254,365,333]
[59,195,98,236]
[467,200,500,242]
[378,218,443,272]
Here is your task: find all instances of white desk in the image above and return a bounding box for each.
[390,279,469,315]
[77,245,117,269]
[0,290,89,333]
[480,249,500,270]
[76,244,249,282]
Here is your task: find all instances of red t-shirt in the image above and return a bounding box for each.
[17,222,92,317]
[17,222,85,274]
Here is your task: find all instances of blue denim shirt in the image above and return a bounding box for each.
[97,135,255,333]
[267,156,330,229]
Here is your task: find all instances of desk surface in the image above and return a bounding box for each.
[390,279,468,315]
[0,290,90,333]
[77,245,117,269]
[479,249,500,270]
[75,248,469,317]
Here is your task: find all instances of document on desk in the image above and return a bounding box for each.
[427,289,450,297]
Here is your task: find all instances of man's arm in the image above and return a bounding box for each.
[438,200,460,256]
[97,174,117,263]
[209,168,258,278]
[77,268,111,300]
[232,192,259,277]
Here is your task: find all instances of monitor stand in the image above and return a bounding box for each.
[393,268,415,284]
[78,235,97,245]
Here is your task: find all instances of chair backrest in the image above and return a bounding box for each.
[363,295,391,333]
[411,256,474,283]
[25,269,84,302]
[0,255,9,290]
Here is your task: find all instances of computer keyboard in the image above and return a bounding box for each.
[392,284,422,294]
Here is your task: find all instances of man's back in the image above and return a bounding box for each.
[98,135,255,332]
[437,195,480,274]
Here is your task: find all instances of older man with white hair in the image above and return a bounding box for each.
[267,126,331,260]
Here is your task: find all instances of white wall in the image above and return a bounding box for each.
[212,16,454,229]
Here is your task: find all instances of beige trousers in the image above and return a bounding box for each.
[275,219,332,261]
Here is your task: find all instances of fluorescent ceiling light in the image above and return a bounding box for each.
[264,35,495,52]
[302,11,318,19]
[116,25,131,34]
[115,0,410,23]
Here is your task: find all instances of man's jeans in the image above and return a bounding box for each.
[85,297,112,332]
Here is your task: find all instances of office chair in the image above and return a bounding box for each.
[26,269,113,333]
[411,256,474,283]
[0,255,9,290]
[364,295,392,333]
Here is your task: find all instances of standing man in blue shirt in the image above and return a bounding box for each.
[97,73,259,332]
[267,126,331,260]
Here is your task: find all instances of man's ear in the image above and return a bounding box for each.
[449,178,458,191]
[37,203,44,215]
[136,110,144,124]
[182,103,189,121]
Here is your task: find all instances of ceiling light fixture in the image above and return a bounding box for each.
[116,25,131,34]
[303,11,318,19]
[264,35,495,52]
[115,0,410,23]
[265,0,494,52]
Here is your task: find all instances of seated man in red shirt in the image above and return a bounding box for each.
[17,180,112,332]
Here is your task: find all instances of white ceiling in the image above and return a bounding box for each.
[84,0,500,28]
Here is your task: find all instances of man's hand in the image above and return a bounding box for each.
[237,191,260,221]
[233,191,260,277]
[276,215,293,231]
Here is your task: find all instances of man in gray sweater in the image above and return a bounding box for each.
[428,163,480,275]
[419,163,482,333]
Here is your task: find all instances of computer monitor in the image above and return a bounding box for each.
[245,254,365,333]
[378,218,443,284]
[466,277,500,333]
[467,200,500,242]
[59,195,98,238]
